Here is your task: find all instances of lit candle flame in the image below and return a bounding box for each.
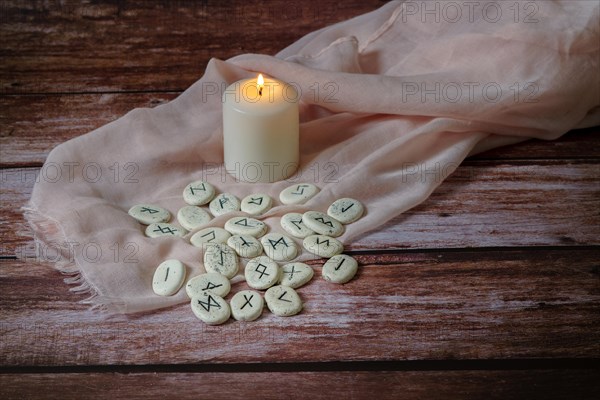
[257,73,264,96]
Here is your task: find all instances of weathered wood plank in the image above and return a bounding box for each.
[472,126,599,160]
[1,370,599,400]
[2,161,598,257]
[1,248,598,366]
[0,93,178,167]
[0,92,598,166]
[0,0,387,94]
[356,160,600,250]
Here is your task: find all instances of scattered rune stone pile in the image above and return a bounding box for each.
[129,182,364,325]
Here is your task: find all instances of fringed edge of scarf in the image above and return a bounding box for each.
[19,203,127,313]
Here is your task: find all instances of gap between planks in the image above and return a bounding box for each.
[1,369,598,400]
[1,358,599,374]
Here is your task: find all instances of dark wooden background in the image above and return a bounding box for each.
[1,1,599,398]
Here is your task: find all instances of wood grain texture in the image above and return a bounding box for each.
[356,160,600,250]
[2,161,598,257]
[1,0,599,391]
[0,93,178,166]
[0,0,388,94]
[1,370,599,400]
[1,249,598,366]
[1,93,598,166]
[472,126,599,160]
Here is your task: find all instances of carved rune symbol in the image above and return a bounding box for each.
[291,184,309,195]
[269,237,289,249]
[255,263,270,279]
[154,225,176,235]
[284,265,297,279]
[241,294,254,309]
[218,197,229,209]
[335,258,345,271]
[189,183,206,195]
[219,250,225,265]
[203,282,223,291]
[201,230,216,242]
[248,197,263,205]
[234,218,250,226]
[164,267,170,281]
[315,217,334,228]
[278,290,292,303]
[290,219,303,230]
[198,295,221,312]
[140,207,159,214]
[315,237,330,247]
[240,237,251,247]
[341,203,354,213]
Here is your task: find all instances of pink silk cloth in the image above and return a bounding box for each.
[25,1,599,313]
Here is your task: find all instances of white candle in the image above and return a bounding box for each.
[222,74,299,183]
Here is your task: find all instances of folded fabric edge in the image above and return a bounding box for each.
[20,203,127,313]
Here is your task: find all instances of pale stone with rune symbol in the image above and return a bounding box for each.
[190,227,231,248]
[177,205,211,231]
[265,285,302,316]
[227,234,263,258]
[208,193,240,217]
[302,235,343,258]
[230,290,264,321]
[224,216,267,238]
[279,183,319,205]
[241,193,273,216]
[128,204,171,225]
[279,262,314,289]
[245,256,280,290]
[152,259,186,296]
[185,272,231,299]
[327,198,364,224]
[203,243,239,279]
[322,254,358,284]
[191,292,230,325]
[183,180,216,206]
[260,233,298,262]
[145,222,187,238]
[280,212,315,238]
[302,211,344,237]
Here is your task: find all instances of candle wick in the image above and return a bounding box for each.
[259,87,263,96]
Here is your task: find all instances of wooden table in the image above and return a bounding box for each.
[1,1,599,398]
